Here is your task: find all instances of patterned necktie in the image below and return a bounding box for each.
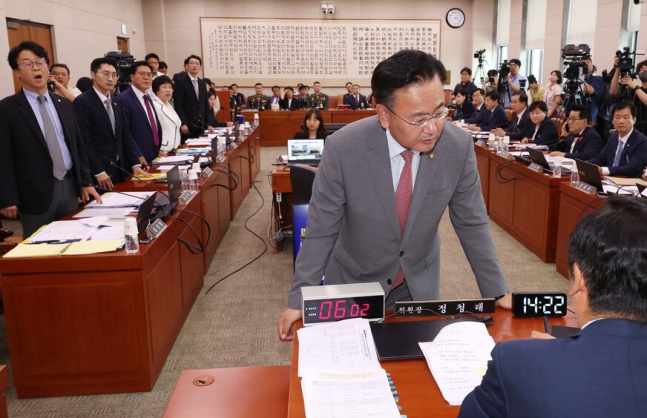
[392,150,414,289]
[38,95,67,180]
[192,79,199,99]
[613,140,625,167]
[104,98,116,135]
[143,96,160,146]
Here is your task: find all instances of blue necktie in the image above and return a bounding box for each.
[613,140,624,167]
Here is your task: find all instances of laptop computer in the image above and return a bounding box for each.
[527,147,571,175]
[575,159,604,192]
[286,139,324,167]
[136,193,157,234]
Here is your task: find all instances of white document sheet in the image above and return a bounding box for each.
[297,318,381,378]
[419,322,496,406]
[85,191,153,208]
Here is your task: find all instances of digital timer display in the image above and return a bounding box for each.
[303,296,384,324]
[512,292,567,318]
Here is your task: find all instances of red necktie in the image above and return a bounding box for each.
[355,95,359,105]
[143,95,160,146]
[392,150,413,289]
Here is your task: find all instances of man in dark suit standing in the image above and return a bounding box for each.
[550,105,602,160]
[491,92,534,140]
[460,196,647,418]
[343,84,370,109]
[119,61,162,165]
[0,41,101,237]
[74,57,148,191]
[467,91,509,132]
[173,55,212,141]
[279,87,301,110]
[247,83,271,110]
[587,101,647,178]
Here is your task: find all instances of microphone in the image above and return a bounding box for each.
[102,156,174,221]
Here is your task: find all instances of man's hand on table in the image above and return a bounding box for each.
[531,330,556,339]
[278,308,302,341]
[495,293,512,310]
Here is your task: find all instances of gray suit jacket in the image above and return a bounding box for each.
[288,116,508,309]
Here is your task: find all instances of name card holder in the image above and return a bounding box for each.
[498,151,512,160]
[202,167,213,177]
[475,139,485,147]
[395,298,496,317]
[179,191,194,205]
[528,162,543,173]
[574,181,597,195]
[146,218,167,239]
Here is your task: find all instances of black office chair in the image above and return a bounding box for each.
[324,123,346,134]
[289,164,317,266]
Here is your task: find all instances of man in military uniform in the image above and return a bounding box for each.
[247,83,270,110]
[308,81,329,109]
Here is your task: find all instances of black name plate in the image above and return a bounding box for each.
[395,298,496,317]
[575,181,597,194]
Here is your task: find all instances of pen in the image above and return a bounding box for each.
[543,316,550,334]
[31,239,82,244]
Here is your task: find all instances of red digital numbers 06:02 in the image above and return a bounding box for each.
[319,300,370,320]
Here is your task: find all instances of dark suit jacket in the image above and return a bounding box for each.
[530,118,559,146]
[235,92,245,107]
[464,104,487,124]
[451,101,475,121]
[476,105,509,131]
[0,90,93,214]
[343,94,370,110]
[279,97,302,110]
[506,109,534,140]
[288,117,507,309]
[173,74,210,134]
[172,71,185,82]
[247,95,271,110]
[587,129,647,177]
[74,88,141,184]
[459,319,647,418]
[118,86,162,165]
[551,126,602,160]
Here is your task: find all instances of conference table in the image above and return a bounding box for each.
[241,109,376,146]
[286,309,580,417]
[0,127,261,398]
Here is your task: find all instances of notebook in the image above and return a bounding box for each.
[286,139,325,166]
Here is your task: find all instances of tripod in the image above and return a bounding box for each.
[473,59,488,87]
[498,77,512,106]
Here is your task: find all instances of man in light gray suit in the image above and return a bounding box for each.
[278,50,512,341]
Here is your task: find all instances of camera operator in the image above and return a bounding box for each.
[485,69,498,93]
[500,58,527,107]
[610,58,647,135]
[563,56,605,136]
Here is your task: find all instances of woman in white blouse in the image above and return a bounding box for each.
[543,70,563,118]
[151,75,182,156]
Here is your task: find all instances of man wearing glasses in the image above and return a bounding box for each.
[549,105,602,161]
[173,54,213,142]
[278,50,512,341]
[118,61,162,164]
[0,41,101,237]
[74,57,149,191]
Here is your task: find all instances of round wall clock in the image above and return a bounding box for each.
[446,8,466,29]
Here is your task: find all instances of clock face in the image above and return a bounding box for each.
[512,292,568,318]
[303,295,384,325]
[446,8,465,29]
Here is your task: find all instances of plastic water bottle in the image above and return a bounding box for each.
[570,161,579,185]
[253,113,259,128]
[181,168,190,192]
[488,133,495,150]
[553,156,563,177]
[503,136,510,153]
[188,169,199,195]
[124,217,140,254]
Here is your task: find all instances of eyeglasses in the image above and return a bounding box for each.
[566,117,582,122]
[384,105,448,129]
[20,59,47,69]
[98,70,118,79]
[188,61,201,66]
[135,72,153,78]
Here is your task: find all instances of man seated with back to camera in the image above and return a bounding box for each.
[550,105,602,160]
[586,101,647,178]
[467,91,509,132]
[610,58,647,135]
[459,195,647,418]
[521,101,559,146]
[491,92,534,140]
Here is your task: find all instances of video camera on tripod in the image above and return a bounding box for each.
[473,49,488,86]
[105,51,135,95]
[560,44,591,107]
[616,47,636,79]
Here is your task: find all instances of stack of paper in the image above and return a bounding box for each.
[419,322,495,406]
[297,318,399,418]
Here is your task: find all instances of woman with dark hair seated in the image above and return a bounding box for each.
[521,100,558,145]
[293,108,330,140]
[448,90,475,121]
[207,91,232,128]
